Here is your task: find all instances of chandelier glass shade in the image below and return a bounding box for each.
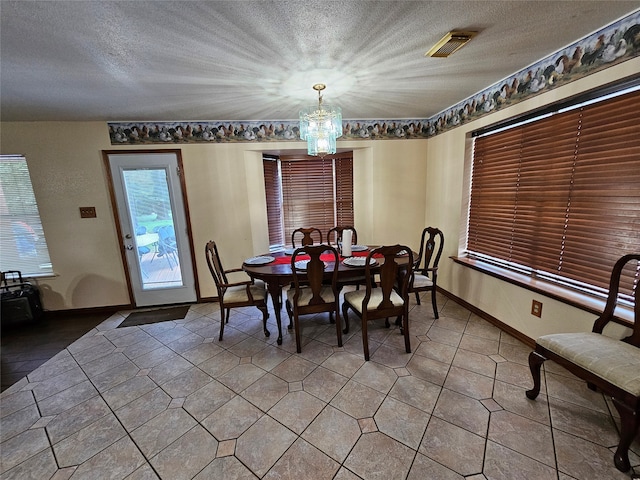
[299,84,342,157]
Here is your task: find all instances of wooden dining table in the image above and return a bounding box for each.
[242,246,416,345]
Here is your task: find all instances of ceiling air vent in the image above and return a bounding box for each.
[425,31,477,58]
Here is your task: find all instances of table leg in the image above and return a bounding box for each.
[266,282,284,345]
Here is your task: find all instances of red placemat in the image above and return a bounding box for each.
[273,249,380,265]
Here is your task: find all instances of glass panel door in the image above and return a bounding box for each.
[106,151,196,307]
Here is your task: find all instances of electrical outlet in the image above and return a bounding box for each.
[79,206,96,218]
[531,300,543,318]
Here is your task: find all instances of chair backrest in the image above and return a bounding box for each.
[204,241,227,293]
[415,227,444,274]
[292,227,323,247]
[290,244,339,307]
[364,244,414,313]
[327,226,358,247]
[593,253,640,347]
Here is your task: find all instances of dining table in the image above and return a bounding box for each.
[242,245,416,345]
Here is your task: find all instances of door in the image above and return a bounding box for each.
[105,150,197,306]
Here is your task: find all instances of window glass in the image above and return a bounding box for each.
[0,155,53,276]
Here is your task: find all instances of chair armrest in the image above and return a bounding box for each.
[221,279,253,288]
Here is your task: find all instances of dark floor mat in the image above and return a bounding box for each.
[118,305,190,328]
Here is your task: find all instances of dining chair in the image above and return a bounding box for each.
[327,225,367,292]
[409,227,444,318]
[285,244,342,353]
[205,241,270,342]
[342,244,414,361]
[291,227,322,247]
[327,226,358,249]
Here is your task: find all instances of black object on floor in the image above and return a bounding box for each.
[118,305,190,328]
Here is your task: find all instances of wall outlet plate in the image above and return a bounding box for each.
[531,300,543,318]
[79,206,96,218]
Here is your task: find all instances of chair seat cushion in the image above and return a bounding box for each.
[537,332,640,396]
[287,285,335,306]
[224,281,267,303]
[344,288,404,314]
[412,274,433,288]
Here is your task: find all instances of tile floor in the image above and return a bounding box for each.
[1,290,638,479]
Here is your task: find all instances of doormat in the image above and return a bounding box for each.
[118,305,190,328]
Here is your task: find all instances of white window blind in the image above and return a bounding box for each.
[0,155,53,276]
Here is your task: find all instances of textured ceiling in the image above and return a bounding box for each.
[1,1,639,122]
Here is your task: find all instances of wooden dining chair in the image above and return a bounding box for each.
[327,226,358,248]
[291,227,322,247]
[409,227,444,318]
[327,225,368,292]
[285,244,342,353]
[342,244,414,361]
[205,241,270,342]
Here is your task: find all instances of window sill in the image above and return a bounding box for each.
[451,256,634,328]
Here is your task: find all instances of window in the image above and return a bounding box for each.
[263,153,354,250]
[0,155,53,276]
[467,87,640,303]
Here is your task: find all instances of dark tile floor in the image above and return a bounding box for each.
[1,312,112,392]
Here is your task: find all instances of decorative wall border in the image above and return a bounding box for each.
[109,9,639,145]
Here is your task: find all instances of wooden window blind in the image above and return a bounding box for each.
[263,157,283,247]
[468,88,640,300]
[263,153,353,248]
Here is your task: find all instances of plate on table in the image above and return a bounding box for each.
[244,255,275,266]
[397,249,408,256]
[350,245,368,252]
[294,260,310,270]
[284,248,296,255]
[343,257,377,267]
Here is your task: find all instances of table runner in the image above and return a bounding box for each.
[272,249,379,265]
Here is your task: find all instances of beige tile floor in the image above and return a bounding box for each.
[1,290,639,479]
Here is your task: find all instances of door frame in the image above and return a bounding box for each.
[102,149,200,307]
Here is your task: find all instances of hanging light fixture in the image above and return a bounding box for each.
[299,84,342,157]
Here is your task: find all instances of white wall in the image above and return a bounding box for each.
[0,129,428,309]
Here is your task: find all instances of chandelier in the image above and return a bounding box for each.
[299,84,342,157]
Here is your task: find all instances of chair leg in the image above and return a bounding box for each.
[225,308,231,324]
[361,319,370,361]
[402,310,411,354]
[218,305,226,341]
[431,288,438,319]
[293,309,302,354]
[415,291,421,305]
[612,398,638,473]
[526,351,545,399]
[334,308,343,347]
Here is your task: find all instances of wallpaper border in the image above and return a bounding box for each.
[108,10,639,146]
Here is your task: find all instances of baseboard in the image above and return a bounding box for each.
[438,287,536,348]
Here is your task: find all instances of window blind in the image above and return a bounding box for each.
[468,88,640,299]
[263,153,353,249]
[0,155,53,276]
[263,158,283,247]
